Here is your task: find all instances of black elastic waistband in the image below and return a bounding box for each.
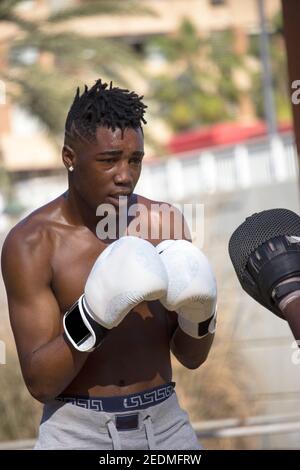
[56,381,176,413]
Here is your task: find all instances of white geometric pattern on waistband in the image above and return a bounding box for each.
[56,396,104,411]
[56,384,174,411]
[123,385,173,408]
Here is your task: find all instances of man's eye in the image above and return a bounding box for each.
[101,159,115,164]
[130,158,142,164]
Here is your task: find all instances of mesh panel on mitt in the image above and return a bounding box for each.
[228,208,300,278]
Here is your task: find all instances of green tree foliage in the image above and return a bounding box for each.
[0,0,152,136]
[148,20,242,131]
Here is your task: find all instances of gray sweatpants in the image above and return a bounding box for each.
[34,392,201,450]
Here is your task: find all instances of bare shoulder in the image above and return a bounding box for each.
[135,194,191,242]
[136,194,174,211]
[1,196,63,280]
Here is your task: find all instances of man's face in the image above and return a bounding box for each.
[67,126,144,211]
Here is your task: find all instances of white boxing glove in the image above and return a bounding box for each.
[156,239,217,339]
[64,236,168,352]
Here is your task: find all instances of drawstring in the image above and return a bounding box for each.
[106,414,156,450]
[106,419,122,450]
[143,415,156,450]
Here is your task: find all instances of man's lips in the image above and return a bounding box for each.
[108,190,133,198]
[105,193,132,204]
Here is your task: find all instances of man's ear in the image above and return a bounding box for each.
[62,144,76,171]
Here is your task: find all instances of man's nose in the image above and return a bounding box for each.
[114,161,133,185]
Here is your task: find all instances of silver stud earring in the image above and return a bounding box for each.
[68,165,74,172]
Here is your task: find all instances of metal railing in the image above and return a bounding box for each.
[135,132,298,202]
[193,412,300,439]
[9,132,297,216]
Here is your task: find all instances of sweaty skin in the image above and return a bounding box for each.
[1,126,213,403]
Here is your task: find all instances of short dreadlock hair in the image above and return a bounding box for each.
[65,79,147,144]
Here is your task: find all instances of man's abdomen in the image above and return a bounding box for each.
[62,301,172,397]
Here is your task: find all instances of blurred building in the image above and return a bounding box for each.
[0,0,281,173]
[48,0,280,39]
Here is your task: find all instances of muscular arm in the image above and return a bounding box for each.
[168,311,215,369]
[163,205,215,369]
[1,226,90,403]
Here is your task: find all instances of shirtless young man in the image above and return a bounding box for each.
[1,79,217,450]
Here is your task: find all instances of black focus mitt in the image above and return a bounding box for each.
[228,208,300,319]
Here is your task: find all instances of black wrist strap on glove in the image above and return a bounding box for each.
[63,295,109,352]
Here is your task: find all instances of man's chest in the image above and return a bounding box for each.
[48,226,171,335]
[49,229,106,313]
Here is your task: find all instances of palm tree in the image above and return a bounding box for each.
[0,0,153,136]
